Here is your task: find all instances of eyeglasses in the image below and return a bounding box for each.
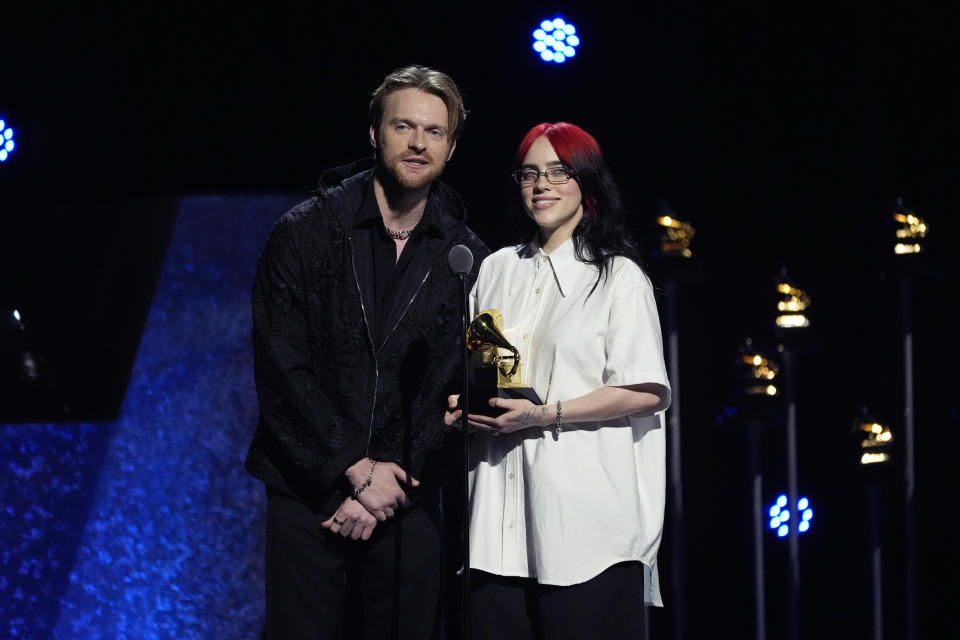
[512,167,576,186]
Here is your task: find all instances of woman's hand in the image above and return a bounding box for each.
[467,397,551,435]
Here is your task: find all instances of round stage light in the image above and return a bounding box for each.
[768,493,814,537]
[531,17,580,64]
[0,117,16,163]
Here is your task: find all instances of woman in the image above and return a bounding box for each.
[447,122,671,639]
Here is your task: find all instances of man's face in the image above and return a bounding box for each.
[370,88,457,190]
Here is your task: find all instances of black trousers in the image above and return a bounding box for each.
[469,562,647,640]
[264,488,442,640]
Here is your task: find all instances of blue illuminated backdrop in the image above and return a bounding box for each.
[1,194,298,639]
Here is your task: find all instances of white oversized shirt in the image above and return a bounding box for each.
[468,237,671,605]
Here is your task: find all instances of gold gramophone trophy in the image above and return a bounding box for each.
[463,309,541,415]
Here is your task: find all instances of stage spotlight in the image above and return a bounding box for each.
[0,116,16,163]
[656,211,696,259]
[775,275,810,329]
[532,17,580,63]
[855,413,893,465]
[768,494,814,537]
[892,197,927,255]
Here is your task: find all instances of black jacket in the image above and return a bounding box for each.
[244,159,489,508]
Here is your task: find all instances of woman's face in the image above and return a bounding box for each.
[519,136,584,240]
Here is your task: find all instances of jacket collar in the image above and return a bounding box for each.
[316,157,468,240]
[353,177,443,238]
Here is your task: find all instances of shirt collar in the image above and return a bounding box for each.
[354,175,442,237]
[522,236,582,298]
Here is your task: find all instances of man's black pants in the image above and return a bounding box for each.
[264,488,441,640]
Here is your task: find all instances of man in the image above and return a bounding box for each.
[245,65,488,639]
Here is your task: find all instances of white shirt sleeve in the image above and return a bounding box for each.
[601,262,671,391]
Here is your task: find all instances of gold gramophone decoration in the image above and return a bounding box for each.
[656,213,696,259]
[893,197,927,256]
[463,309,541,414]
[775,275,810,329]
[855,409,894,465]
[738,338,780,397]
[467,310,522,387]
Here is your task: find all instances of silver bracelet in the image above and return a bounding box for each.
[352,460,377,499]
[554,400,563,439]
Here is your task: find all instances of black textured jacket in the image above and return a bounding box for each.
[244,159,489,508]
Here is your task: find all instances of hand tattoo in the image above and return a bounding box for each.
[517,404,549,426]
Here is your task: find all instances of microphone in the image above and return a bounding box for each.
[447,244,474,275]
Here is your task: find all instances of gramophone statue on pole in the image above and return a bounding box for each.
[462,309,541,415]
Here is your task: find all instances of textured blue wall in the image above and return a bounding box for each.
[1,194,299,639]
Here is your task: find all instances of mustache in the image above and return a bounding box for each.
[373,140,435,164]
[400,151,433,162]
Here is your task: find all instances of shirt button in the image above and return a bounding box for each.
[535,288,541,294]
[509,473,515,479]
[508,523,514,529]
[522,334,528,340]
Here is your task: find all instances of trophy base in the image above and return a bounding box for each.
[497,385,542,406]
[460,366,542,416]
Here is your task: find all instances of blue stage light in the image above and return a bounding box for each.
[531,16,580,64]
[767,493,814,537]
[0,117,15,163]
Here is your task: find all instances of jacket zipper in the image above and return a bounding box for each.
[350,231,458,456]
[364,266,433,454]
[377,267,433,356]
[348,235,380,455]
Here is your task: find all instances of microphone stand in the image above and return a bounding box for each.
[456,270,471,640]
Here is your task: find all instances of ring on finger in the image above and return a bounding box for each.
[333,516,345,526]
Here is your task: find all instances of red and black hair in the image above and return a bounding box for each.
[515,122,642,292]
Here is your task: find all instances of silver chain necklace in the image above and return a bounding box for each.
[383,224,414,240]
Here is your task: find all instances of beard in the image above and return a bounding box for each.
[375,145,446,191]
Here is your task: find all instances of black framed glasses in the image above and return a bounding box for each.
[512,167,576,186]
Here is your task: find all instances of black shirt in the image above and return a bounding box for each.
[354,180,443,347]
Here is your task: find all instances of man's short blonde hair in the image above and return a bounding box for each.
[369,65,467,142]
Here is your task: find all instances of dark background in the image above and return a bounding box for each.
[2,2,957,638]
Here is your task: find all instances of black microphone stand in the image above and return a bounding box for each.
[456,269,471,640]
[447,243,474,640]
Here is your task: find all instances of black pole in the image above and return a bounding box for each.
[868,485,884,640]
[898,275,917,640]
[664,280,685,640]
[749,418,766,640]
[447,244,474,640]
[782,346,800,640]
[457,271,471,640]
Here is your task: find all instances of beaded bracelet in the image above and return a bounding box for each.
[554,400,563,439]
[352,460,378,499]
